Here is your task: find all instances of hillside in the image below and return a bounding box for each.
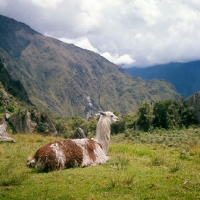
[0,14,180,118]
[124,61,200,98]
[0,58,30,103]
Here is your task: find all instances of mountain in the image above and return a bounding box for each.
[0,14,180,118]
[124,61,200,98]
[0,58,30,103]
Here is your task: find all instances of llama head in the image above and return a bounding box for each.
[99,111,119,124]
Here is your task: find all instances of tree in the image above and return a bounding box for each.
[153,100,180,129]
[153,100,198,129]
[137,102,154,132]
[111,119,125,134]
[179,102,198,128]
[137,99,198,131]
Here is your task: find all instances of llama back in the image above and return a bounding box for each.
[72,138,109,167]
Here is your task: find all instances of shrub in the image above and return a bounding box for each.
[37,122,49,133]
[111,119,125,134]
[179,150,191,160]
[7,105,15,112]
[169,161,181,173]
[109,155,130,170]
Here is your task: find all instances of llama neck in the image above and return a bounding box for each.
[95,116,111,155]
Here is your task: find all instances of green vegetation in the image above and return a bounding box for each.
[53,116,97,138]
[48,100,198,140]
[0,82,20,117]
[136,100,197,132]
[1,82,198,140]
[1,130,200,199]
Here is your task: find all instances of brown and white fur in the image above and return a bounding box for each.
[27,111,119,172]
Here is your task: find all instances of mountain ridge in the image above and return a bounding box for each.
[0,14,180,118]
[124,60,200,98]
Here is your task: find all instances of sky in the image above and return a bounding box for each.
[1,0,200,67]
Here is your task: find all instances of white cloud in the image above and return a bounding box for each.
[101,52,135,66]
[59,37,99,53]
[31,0,62,8]
[59,37,135,65]
[1,0,200,67]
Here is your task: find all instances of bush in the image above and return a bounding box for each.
[7,105,15,112]
[53,116,98,138]
[37,122,49,133]
[111,119,126,134]
[169,161,181,173]
[151,154,166,166]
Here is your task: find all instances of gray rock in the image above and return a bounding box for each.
[71,127,87,139]
[8,109,58,136]
[9,110,37,133]
[0,118,15,143]
[5,113,10,119]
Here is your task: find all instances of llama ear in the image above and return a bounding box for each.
[99,111,106,116]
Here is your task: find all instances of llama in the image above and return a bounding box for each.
[27,111,119,171]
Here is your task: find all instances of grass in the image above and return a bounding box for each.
[0,130,200,199]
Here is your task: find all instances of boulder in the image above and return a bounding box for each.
[71,127,87,139]
[0,118,15,142]
[32,110,58,136]
[9,110,37,133]
[8,109,58,135]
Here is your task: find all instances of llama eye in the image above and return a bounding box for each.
[111,115,113,117]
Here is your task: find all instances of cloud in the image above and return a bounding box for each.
[59,37,99,53]
[60,37,135,65]
[1,0,200,67]
[101,52,135,66]
[0,0,7,7]
[31,0,62,8]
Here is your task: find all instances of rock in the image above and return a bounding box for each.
[8,109,58,135]
[0,118,15,143]
[71,127,87,139]
[5,113,10,120]
[9,109,37,133]
[33,111,58,136]
[84,95,99,120]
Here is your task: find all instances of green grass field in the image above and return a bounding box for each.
[0,130,200,200]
